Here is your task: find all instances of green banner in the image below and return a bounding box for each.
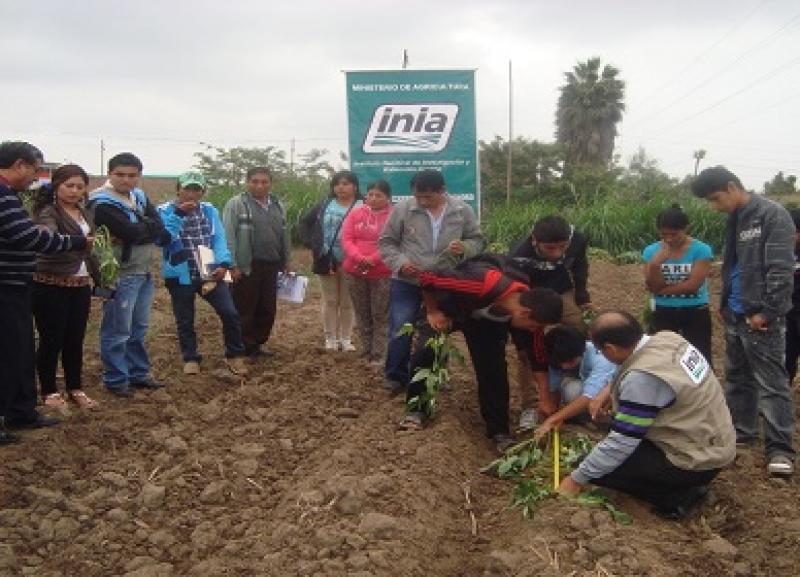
[346,69,479,214]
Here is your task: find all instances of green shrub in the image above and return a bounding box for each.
[483,191,725,256]
[204,177,328,245]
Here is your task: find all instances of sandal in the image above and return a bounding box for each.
[398,411,426,431]
[69,390,99,409]
[43,393,70,415]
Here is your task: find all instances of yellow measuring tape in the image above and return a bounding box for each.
[552,428,560,490]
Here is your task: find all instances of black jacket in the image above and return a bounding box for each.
[299,197,359,275]
[508,227,590,305]
[721,194,794,322]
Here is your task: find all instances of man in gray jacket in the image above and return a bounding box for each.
[692,166,796,476]
[222,167,290,358]
[378,170,484,392]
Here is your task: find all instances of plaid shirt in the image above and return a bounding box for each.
[180,209,213,280]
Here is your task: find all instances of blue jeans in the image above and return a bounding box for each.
[724,314,796,459]
[384,280,422,384]
[100,274,155,389]
[166,279,245,362]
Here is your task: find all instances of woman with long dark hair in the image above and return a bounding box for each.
[299,170,363,351]
[32,164,100,410]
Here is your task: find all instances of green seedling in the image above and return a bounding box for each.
[484,432,631,523]
[94,225,119,288]
[398,322,464,418]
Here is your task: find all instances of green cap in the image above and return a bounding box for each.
[178,172,206,189]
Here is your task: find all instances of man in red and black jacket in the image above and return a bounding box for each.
[400,255,562,452]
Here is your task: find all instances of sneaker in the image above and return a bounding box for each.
[767,454,794,477]
[325,338,339,351]
[383,379,405,395]
[493,433,516,454]
[518,408,538,431]
[398,411,426,431]
[0,429,18,445]
[130,378,165,390]
[107,386,134,398]
[226,356,249,376]
[340,339,356,352]
[7,413,60,429]
[43,393,69,414]
[183,361,201,375]
[654,485,710,520]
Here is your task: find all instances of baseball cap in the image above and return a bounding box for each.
[178,172,206,189]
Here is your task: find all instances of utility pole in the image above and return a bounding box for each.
[290,138,296,174]
[506,60,513,205]
[99,138,105,175]
[402,49,408,69]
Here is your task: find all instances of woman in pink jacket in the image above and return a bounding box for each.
[341,180,393,364]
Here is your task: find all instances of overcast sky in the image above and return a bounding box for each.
[2,0,798,190]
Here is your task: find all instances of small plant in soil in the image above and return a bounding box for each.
[484,432,631,524]
[398,322,464,417]
[94,225,120,288]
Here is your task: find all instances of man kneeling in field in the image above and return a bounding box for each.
[558,311,736,519]
[398,255,563,453]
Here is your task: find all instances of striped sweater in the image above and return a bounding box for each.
[0,181,86,287]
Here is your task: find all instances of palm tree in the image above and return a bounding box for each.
[693,149,707,175]
[556,57,625,168]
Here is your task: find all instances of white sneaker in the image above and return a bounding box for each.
[518,408,538,431]
[325,338,339,351]
[768,455,794,477]
[340,339,356,352]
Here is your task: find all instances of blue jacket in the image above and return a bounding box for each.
[158,201,232,285]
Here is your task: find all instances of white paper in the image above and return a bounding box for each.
[277,273,308,303]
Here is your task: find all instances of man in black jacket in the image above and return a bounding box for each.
[508,215,593,430]
[693,166,796,477]
[398,256,563,453]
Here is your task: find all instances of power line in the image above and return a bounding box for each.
[629,0,769,111]
[627,90,800,142]
[661,54,800,128]
[626,8,800,132]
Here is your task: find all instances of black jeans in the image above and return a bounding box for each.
[31,283,92,395]
[231,260,280,351]
[592,439,720,511]
[166,279,245,361]
[0,285,39,424]
[785,309,800,382]
[652,305,713,369]
[408,317,511,437]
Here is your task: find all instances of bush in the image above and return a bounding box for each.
[204,176,329,245]
[483,191,725,256]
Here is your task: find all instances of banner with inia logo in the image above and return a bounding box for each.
[346,69,478,214]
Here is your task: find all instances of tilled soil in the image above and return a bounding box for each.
[1,258,799,577]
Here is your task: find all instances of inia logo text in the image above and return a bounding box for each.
[362,104,459,153]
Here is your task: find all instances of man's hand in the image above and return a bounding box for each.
[211,267,227,282]
[230,267,243,283]
[533,414,562,441]
[557,476,583,497]
[400,262,422,277]
[427,310,451,332]
[84,235,95,251]
[447,240,465,256]
[747,313,769,332]
[589,384,612,421]
[579,302,596,312]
